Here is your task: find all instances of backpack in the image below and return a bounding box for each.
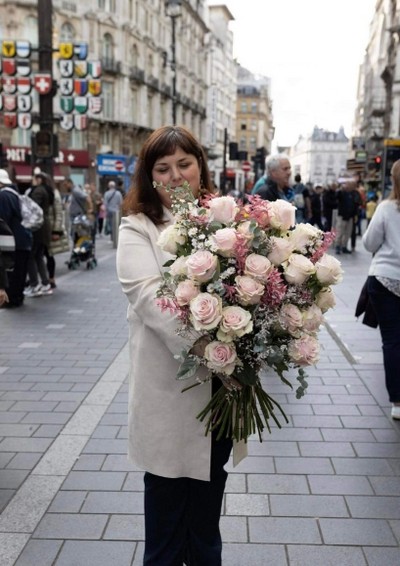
[3,187,44,231]
[0,217,15,271]
[293,184,305,208]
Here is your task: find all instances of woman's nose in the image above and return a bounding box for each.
[171,167,182,181]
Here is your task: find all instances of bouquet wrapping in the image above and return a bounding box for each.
[156,183,342,443]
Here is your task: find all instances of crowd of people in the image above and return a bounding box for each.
[0,171,123,308]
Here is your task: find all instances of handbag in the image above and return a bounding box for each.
[0,217,16,271]
[355,277,379,328]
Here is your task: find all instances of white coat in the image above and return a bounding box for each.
[116,209,246,481]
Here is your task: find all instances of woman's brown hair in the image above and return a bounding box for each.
[390,159,400,204]
[123,126,214,224]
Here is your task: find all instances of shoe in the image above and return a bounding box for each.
[40,284,53,296]
[391,405,400,420]
[49,281,56,289]
[24,284,42,298]
[335,247,341,254]
[341,247,351,254]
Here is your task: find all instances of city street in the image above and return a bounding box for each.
[0,235,400,566]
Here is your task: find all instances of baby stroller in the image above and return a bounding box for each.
[66,214,97,270]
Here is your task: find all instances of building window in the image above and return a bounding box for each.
[240,101,247,113]
[102,33,114,62]
[11,128,31,147]
[250,137,256,151]
[60,22,75,43]
[98,0,115,10]
[102,81,113,119]
[240,122,246,131]
[69,130,84,149]
[101,129,111,147]
[240,137,246,150]
[251,102,257,113]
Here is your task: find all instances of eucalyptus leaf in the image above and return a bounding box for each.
[177,356,201,380]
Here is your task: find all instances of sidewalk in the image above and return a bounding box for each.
[0,235,399,566]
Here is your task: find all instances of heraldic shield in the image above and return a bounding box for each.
[4,113,17,129]
[60,114,73,131]
[60,97,74,113]
[18,113,32,130]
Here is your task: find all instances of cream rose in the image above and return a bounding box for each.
[315,287,336,313]
[288,223,321,253]
[217,306,253,342]
[244,253,272,281]
[302,304,324,333]
[288,334,320,366]
[268,199,296,231]
[157,224,186,254]
[267,236,294,266]
[315,254,343,285]
[169,256,188,277]
[175,280,200,306]
[237,221,254,243]
[210,228,238,257]
[204,341,237,375]
[279,303,303,336]
[208,196,239,224]
[235,275,265,306]
[283,253,316,285]
[186,250,218,283]
[189,293,222,331]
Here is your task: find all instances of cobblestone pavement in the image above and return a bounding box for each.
[0,234,399,566]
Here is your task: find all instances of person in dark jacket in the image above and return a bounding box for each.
[322,183,338,231]
[309,184,325,229]
[25,172,54,298]
[0,169,32,307]
[0,249,9,307]
[257,154,292,202]
[335,176,359,254]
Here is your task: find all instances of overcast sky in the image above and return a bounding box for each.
[209,0,376,148]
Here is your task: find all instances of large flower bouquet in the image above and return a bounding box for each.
[155,183,342,443]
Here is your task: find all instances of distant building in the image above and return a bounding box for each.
[290,126,349,185]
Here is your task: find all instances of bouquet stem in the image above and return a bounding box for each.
[196,379,289,442]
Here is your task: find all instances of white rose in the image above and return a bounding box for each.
[235,275,265,305]
[210,228,238,257]
[283,253,316,285]
[267,236,294,266]
[315,287,336,313]
[217,306,253,342]
[268,199,296,231]
[315,254,343,285]
[169,256,188,277]
[244,253,272,281]
[157,224,186,255]
[186,250,218,283]
[288,223,321,253]
[208,196,239,224]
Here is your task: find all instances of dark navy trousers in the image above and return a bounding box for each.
[367,276,400,402]
[143,432,232,566]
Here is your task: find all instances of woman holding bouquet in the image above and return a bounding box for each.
[116,126,239,566]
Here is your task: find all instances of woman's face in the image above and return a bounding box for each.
[152,147,201,208]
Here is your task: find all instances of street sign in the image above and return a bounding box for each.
[96,154,127,175]
[242,161,251,172]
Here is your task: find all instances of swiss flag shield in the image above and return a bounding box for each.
[34,73,52,95]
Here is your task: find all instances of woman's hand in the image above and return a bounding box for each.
[0,289,9,307]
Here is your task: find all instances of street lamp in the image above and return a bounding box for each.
[165,0,182,125]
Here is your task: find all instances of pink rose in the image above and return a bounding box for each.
[279,303,303,336]
[217,306,253,342]
[204,341,237,375]
[208,196,239,224]
[283,254,316,285]
[210,228,238,257]
[315,254,343,285]
[189,293,222,331]
[235,275,265,306]
[268,200,296,231]
[315,287,336,313]
[288,334,320,366]
[244,253,272,281]
[186,250,218,283]
[267,236,294,266]
[302,304,324,333]
[175,280,200,306]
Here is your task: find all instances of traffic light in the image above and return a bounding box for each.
[33,130,54,159]
[229,142,239,160]
[373,154,382,171]
[254,147,267,171]
[0,143,8,168]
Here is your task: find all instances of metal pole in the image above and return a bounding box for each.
[221,127,228,194]
[37,0,54,177]
[171,15,177,125]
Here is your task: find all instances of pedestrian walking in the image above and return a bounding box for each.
[0,169,32,307]
[309,184,324,229]
[116,125,242,566]
[363,158,400,420]
[256,154,292,202]
[322,182,338,231]
[104,180,123,240]
[335,175,359,254]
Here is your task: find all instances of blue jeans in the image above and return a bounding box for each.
[367,276,400,402]
[143,433,232,566]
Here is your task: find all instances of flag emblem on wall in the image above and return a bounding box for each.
[60,114,73,131]
[34,74,52,95]
[74,114,88,130]
[60,97,74,113]
[59,43,74,60]
[74,61,88,78]
[2,77,17,94]
[74,96,88,114]
[3,59,16,76]
[18,113,32,129]
[74,79,88,96]
[88,61,102,79]
[17,94,32,112]
[88,80,101,96]
[3,95,17,112]
[59,78,73,96]
[4,112,17,128]
[74,42,88,60]
[16,41,31,58]
[59,60,74,78]
[16,60,31,77]
[89,97,102,114]
[2,41,16,58]
[17,77,32,94]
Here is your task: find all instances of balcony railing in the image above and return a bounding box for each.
[101,58,121,75]
[129,66,145,83]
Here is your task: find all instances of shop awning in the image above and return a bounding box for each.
[13,164,64,183]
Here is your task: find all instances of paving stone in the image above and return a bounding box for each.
[224,473,246,494]
[345,495,400,519]
[14,539,62,566]
[363,547,400,566]
[248,473,308,495]
[21,412,72,425]
[122,472,145,492]
[81,491,143,514]
[308,474,373,495]
[82,439,127,454]
[220,516,248,543]
[33,513,108,539]
[0,437,53,453]
[0,413,28,424]
[287,544,367,565]
[319,518,397,545]
[0,533,31,566]
[299,441,355,457]
[225,456,274,474]
[0,452,15,468]
[292,415,343,428]
[226,494,269,516]
[312,404,361,416]
[0,489,15,513]
[103,514,144,540]
[222,543,287,566]
[73,454,106,471]
[275,457,334,475]
[332,457,395,476]
[0,469,29,489]
[6,453,42,470]
[55,540,136,566]
[62,471,126,491]
[249,517,321,543]
[48,491,87,513]
[368,476,400,496]
[270,494,348,517]
[32,424,63,438]
[321,428,375,442]
[91,425,120,439]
